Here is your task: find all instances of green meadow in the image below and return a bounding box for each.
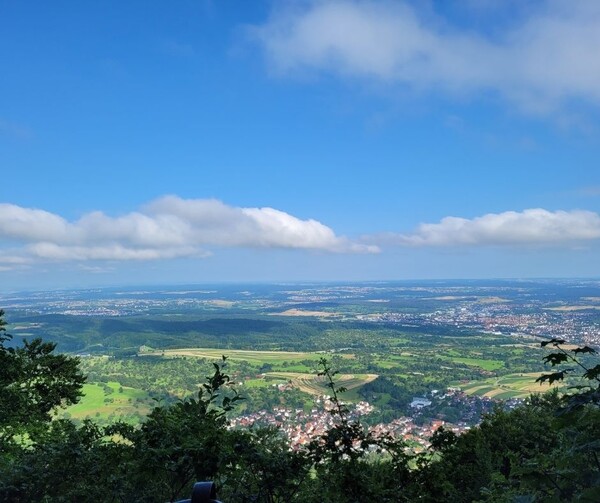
[445,356,505,371]
[63,381,153,424]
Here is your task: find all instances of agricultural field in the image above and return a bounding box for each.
[73,337,554,423]
[136,348,376,401]
[140,347,328,364]
[270,308,340,317]
[443,356,505,371]
[459,373,564,399]
[546,305,600,311]
[62,381,154,424]
[264,371,378,401]
[243,376,289,388]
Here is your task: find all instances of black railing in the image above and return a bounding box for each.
[175,481,221,503]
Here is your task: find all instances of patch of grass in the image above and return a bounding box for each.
[372,359,398,369]
[468,385,497,396]
[64,381,152,424]
[374,393,392,407]
[272,364,316,373]
[243,377,287,388]
[448,357,505,371]
[491,390,523,400]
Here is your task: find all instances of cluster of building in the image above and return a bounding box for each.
[356,299,600,346]
[229,397,374,449]
[229,391,478,452]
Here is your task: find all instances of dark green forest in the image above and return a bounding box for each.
[1,310,600,502]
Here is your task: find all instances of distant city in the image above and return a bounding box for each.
[3,280,600,346]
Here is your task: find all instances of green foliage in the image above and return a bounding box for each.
[583,364,600,381]
[310,358,381,462]
[220,428,310,503]
[101,357,244,502]
[0,310,86,447]
[1,419,128,502]
[537,338,600,410]
[1,356,248,502]
[304,359,411,503]
[453,340,599,501]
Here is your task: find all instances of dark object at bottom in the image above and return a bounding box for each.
[175,481,222,503]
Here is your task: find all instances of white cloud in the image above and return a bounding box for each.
[0,253,32,273]
[252,0,600,114]
[0,196,377,264]
[0,254,32,265]
[0,252,32,272]
[0,204,70,242]
[379,209,600,247]
[26,243,205,261]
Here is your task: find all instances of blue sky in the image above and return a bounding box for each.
[1,0,600,289]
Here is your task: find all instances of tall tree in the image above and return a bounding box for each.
[0,309,86,446]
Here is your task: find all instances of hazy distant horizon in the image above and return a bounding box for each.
[3,276,600,296]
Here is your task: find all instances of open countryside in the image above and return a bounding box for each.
[460,372,565,400]
[20,279,592,430]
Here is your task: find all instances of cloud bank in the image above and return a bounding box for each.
[379,209,600,247]
[0,196,377,268]
[253,0,600,114]
[2,198,597,272]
